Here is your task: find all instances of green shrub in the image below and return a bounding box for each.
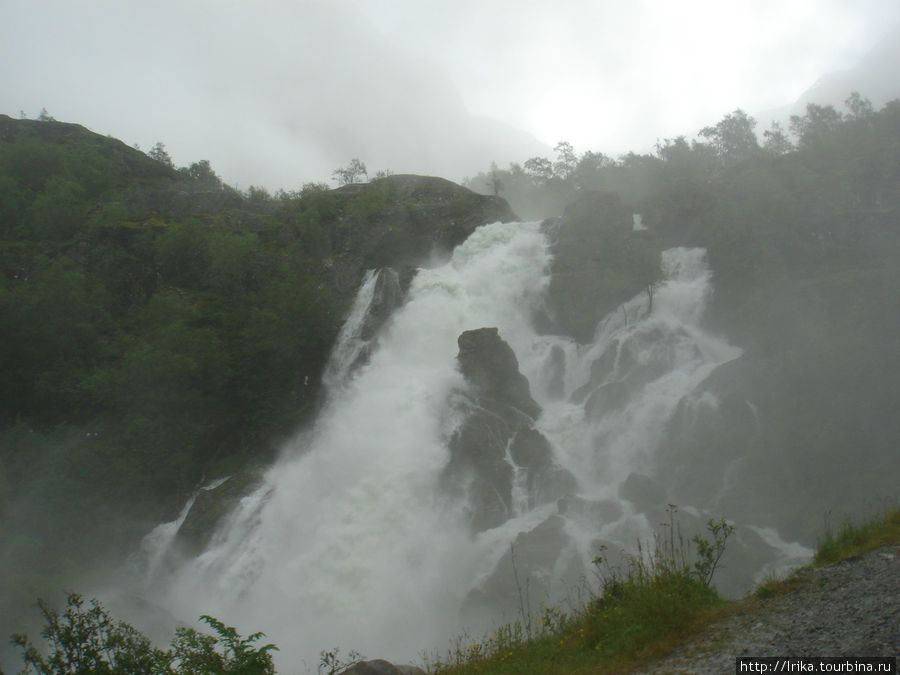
[11,593,277,675]
[814,508,900,567]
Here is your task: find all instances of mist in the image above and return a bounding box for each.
[3,1,898,191]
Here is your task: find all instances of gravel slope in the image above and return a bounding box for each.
[637,545,899,673]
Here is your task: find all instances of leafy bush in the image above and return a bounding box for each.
[11,593,277,675]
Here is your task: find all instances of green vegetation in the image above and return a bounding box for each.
[429,507,899,674]
[428,509,732,674]
[0,114,515,662]
[9,509,898,673]
[544,190,663,340]
[755,506,900,599]
[814,507,900,567]
[0,115,417,644]
[8,511,731,675]
[11,593,276,674]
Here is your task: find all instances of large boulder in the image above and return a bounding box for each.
[456,327,540,421]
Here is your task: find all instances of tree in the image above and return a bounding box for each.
[762,121,794,156]
[0,257,99,421]
[553,141,577,179]
[523,156,554,183]
[789,103,844,148]
[699,109,760,164]
[332,158,368,185]
[148,142,174,168]
[572,150,611,190]
[155,219,210,288]
[488,161,504,196]
[844,91,874,121]
[246,185,272,203]
[181,159,223,189]
[12,594,165,674]
[25,176,87,240]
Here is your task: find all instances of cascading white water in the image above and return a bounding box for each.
[128,475,232,586]
[536,248,741,493]
[134,221,804,669]
[321,268,379,392]
[141,221,554,667]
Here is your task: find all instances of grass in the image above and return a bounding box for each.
[424,506,900,674]
[755,506,900,600]
[427,508,732,674]
[814,507,900,566]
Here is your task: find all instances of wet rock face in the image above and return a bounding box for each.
[618,472,668,511]
[175,470,265,556]
[342,267,405,377]
[443,328,575,532]
[360,268,402,342]
[462,514,574,621]
[336,174,517,296]
[654,355,794,534]
[456,327,540,421]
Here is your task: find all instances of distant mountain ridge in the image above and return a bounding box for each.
[756,22,900,129]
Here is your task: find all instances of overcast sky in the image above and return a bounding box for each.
[2,1,898,191]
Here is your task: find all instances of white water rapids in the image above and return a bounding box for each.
[128,220,806,670]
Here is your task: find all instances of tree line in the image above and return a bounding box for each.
[465,93,887,220]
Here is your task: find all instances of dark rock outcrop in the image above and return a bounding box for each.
[328,175,517,299]
[618,472,668,511]
[360,268,402,342]
[443,328,575,532]
[334,267,405,380]
[174,469,266,556]
[456,327,540,421]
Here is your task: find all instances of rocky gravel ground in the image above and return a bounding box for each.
[637,545,899,673]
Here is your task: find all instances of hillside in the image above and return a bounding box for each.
[0,115,515,656]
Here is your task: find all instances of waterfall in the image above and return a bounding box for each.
[321,268,379,392]
[132,221,807,669]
